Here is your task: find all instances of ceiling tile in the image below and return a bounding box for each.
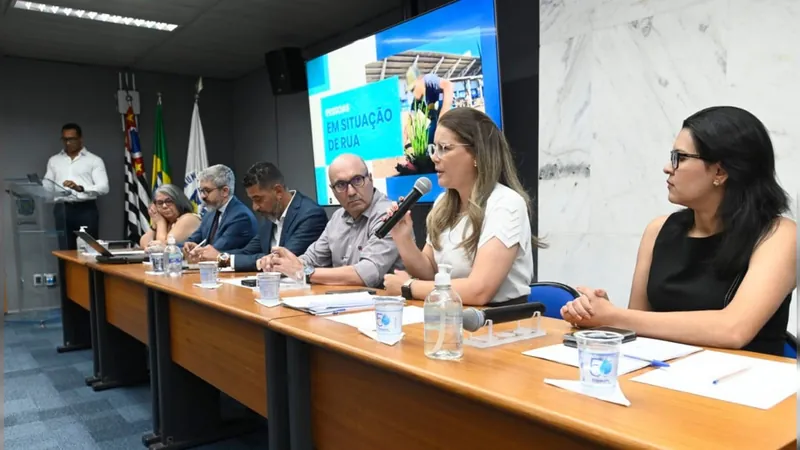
[0,0,404,79]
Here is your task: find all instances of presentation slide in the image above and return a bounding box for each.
[305,0,501,206]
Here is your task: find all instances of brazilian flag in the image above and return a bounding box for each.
[151,95,171,190]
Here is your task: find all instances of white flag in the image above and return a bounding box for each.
[184,80,208,214]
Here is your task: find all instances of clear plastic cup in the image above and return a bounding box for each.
[198,261,218,286]
[258,272,281,301]
[575,330,623,392]
[150,253,165,274]
[147,241,166,274]
[282,268,307,290]
[374,296,405,341]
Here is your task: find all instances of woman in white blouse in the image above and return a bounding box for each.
[383,108,543,305]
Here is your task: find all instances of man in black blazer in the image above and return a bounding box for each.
[197,161,328,272]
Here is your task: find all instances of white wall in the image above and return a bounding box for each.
[538,0,798,334]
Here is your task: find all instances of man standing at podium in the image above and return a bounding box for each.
[45,123,109,250]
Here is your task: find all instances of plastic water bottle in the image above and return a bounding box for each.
[164,235,183,278]
[76,226,89,254]
[424,264,463,360]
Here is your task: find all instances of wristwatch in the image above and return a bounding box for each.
[303,261,315,284]
[401,278,415,300]
[217,252,230,268]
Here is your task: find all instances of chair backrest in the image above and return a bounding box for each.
[528,282,580,319]
[784,331,797,359]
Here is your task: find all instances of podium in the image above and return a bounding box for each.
[3,177,72,314]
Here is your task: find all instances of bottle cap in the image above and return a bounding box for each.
[434,263,452,287]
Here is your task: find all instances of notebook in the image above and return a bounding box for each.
[282,292,375,316]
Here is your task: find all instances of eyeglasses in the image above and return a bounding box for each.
[330,174,368,193]
[199,187,219,196]
[428,142,469,158]
[670,149,710,170]
[154,198,174,207]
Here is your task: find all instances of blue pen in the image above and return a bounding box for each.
[624,354,670,368]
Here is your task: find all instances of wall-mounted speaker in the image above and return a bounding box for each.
[264,47,307,96]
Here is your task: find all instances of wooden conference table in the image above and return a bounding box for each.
[53,250,797,450]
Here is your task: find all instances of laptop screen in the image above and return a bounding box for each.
[73,231,113,256]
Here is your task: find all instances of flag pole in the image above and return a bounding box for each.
[119,71,151,242]
[185,76,209,214]
[118,73,125,133]
[131,73,139,128]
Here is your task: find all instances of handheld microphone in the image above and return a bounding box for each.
[462,302,546,332]
[374,177,432,239]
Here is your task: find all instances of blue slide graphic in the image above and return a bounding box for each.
[385,174,445,204]
[320,77,403,165]
[306,54,330,97]
[373,0,502,128]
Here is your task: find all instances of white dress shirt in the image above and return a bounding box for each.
[44,148,109,202]
[228,192,293,268]
[215,197,232,223]
[270,191,296,249]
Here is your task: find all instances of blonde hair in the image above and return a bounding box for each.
[426,108,545,260]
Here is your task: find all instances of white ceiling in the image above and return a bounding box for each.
[0,0,403,79]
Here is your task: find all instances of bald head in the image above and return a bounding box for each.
[328,153,368,179]
[328,153,373,218]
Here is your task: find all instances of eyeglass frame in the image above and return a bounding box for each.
[198,186,221,197]
[670,149,712,170]
[428,142,470,158]
[154,198,175,208]
[330,173,370,193]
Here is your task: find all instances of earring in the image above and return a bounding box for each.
[713,180,720,186]
[473,161,477,167]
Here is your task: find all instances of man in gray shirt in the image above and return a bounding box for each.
[262,153,405,288]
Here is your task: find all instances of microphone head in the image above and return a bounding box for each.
[413,177,433,195]
[461,308,484,332]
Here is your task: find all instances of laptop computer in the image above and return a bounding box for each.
[73,230,146,264]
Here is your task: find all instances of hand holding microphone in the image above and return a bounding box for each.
[375,177,432,239]
[384,199,414,240]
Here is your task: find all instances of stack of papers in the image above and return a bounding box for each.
[631,350,796,409]
[522,337,702,375]
[282,292,375,315]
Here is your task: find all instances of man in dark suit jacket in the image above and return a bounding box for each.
[194,162,327,272]
[182,164,258,261]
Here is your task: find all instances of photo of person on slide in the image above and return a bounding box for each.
[363,50,485,179]
[406,63,454,146]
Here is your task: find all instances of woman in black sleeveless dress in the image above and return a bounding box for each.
[560,106,796,356]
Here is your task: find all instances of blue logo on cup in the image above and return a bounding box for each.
[380,314,391,326]
[589,357,613,377]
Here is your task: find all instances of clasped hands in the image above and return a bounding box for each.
[560,287,617,328]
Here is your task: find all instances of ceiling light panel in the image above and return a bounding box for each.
[13,1,179,31]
